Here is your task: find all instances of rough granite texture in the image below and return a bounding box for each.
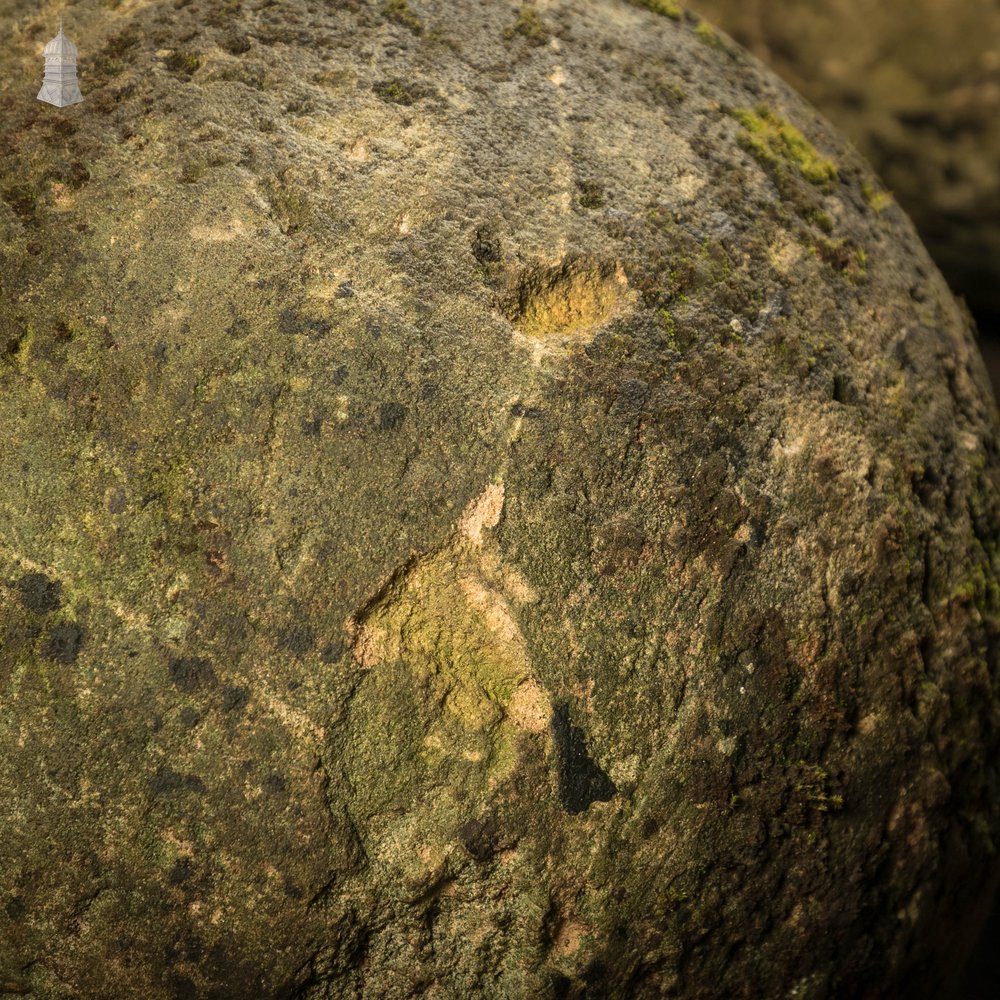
[688,0,1000,319]
[0,1,998,998]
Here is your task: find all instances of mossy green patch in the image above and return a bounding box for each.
[862,180,894,215]
[504,5,550,46]
[628,0,683,20]
[164,51,201,77]
[382,0,423,35]
[695,21,721,47]
[732,105,838,189]
[578,180,605,210]
[372,78,421,105]
[810,234,869,283]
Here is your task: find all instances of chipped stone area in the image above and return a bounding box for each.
[499,255,636,361]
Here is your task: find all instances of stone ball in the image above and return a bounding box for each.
[0,2,997,998]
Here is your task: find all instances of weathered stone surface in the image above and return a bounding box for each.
[689,0,1000,319]
[0,1,998,998]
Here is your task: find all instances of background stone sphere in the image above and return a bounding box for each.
[0,2,998,998]
[689,0,1000,323]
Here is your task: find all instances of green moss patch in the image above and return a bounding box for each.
[732,105,838,189]
[504,5,550,46]
[628,0,683,20]
[163,51,201,77]
[695,21,722,47]
[372,78,422,105]
[382,0,423,35]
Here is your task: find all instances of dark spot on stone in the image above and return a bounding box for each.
[582,959,609,986]
[221,684,250,713]
[179,707,200,728]
[16,572,61,614]
[641,816,659,839]
[302,414,323,437]
[304,316,331,339]
[550,701,617,814]
[67,160,90,190]
[320,640,346,664]
[687,752,734,806]
[222,33,251,55]
[150,764,206,797]
[227,316,250,338]
[472,224,502,263]
[366,319,382,339]
[332,365,348,385]
[335,280,354,298]
[217,613,250,643]
[420,380,438,399]
[5,896,26,920]
[458,815,501,862]
[510,401,543,418]
[278,308,300,334]
[373,78,422,105]
[378,401,407,431]
[169,975,199,1000]
[832,372,859,404]
[107,486,127,514]
[168,656,217,693]
[53,320,72,342]
[283,876,303,900]
[1,184,37,223]
[610,377,649,421]
[552,973,573,1000]
[182,934,204,963]
[277,622,315,658]
[168,857,195,885]
[263,773,287,795]
[42,623,84,664]
[578,179,605,209]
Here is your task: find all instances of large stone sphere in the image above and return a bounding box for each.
[1,1,998,998]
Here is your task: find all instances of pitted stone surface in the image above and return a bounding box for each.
[0,2,998,998]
